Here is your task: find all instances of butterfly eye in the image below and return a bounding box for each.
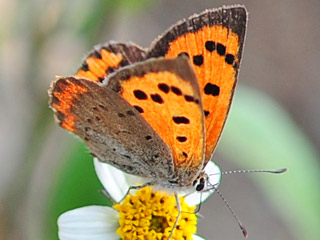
[194,177,206,192]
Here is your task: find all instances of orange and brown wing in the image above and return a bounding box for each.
[107,57,206,183]
[49,77,88,132]
[49,76,175,178]
[75,42,146,82]
[148,6,247,164]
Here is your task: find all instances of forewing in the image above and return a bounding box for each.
[147,6,247,164]
[49,76,173,178]
[107,57,205,183]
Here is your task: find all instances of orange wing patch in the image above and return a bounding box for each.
[49,78,88,132]
[75,43,146,83]
[76,49,123,82]
[121,71,203,167]
[148,7,247,164]
[107,58,205,177]
[164,25,240,162]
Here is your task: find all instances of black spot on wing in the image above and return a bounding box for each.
[92,50,102,59]
[216,43,226,56]
[193,55,204,66]
[151,94,164,104]
[205,41,215,52]
[176,136,187,142]
[173,116,190,124]
[80,62,89,71]
[184,95,194,102]
[204,83,220,96]
[171,86,182,95]
[134,90,148,100]
[134,105,144,113]
[225,54,235,65]
[158,83,169,93]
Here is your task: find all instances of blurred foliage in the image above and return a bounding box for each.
[220,86,320,240]
[69,0,152,43]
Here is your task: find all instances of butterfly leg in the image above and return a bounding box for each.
[168,193,181,240]
[118,181,155,203]
[99,189,117,205]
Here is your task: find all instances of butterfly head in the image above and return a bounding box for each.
[193,172,208,192]
[188,161,222,194]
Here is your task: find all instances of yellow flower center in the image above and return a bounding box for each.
[113,186,197,240]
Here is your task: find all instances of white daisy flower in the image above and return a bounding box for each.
[58,158,221,240]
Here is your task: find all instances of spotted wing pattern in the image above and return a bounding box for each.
[76,42,146,82]
[147,6,247,164]
[49,75,174,179]
[107,57,205,184]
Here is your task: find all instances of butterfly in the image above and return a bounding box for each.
[49,5,247,200]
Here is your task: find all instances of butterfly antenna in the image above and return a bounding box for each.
[213,186,248,238]
[207,168,286,237]
[220,168,287,175]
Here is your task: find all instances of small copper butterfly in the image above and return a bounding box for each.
[49,4,247,231]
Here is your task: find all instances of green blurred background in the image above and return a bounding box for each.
[1,0,319,239]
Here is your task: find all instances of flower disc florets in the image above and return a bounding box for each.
[113,186,197,240]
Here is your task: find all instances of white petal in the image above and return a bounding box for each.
[205,160,221,187]
[193,235,206,240]
[58,206,119,240]
[94,158,129,202]
[185,161,221,206]
[123,171,148,187]
[94,158,148,202]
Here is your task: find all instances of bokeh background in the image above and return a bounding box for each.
[1,0,320,239]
